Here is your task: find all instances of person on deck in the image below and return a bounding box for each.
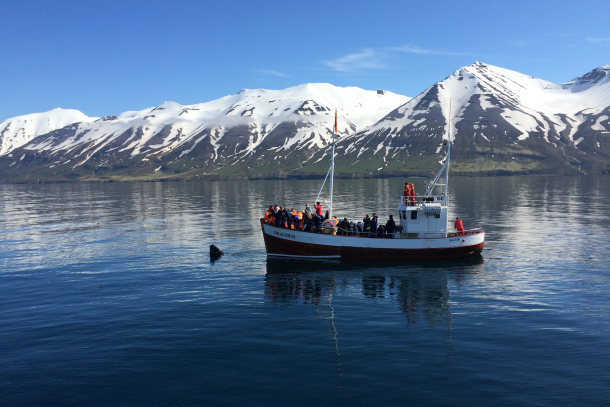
[385,215,396,238]
[455,217,464,236]
[312,215,322,233]
[349,221,357,236]
[403,183,410,205]
[339,217,350,235]
[324,210,329,221]
[264,206,273,221]
[278,206,286,228]
[286,208,293,229]
[370,213,378,237]
[304,203,311,214]
[303,211,313,232]
[363,214,371,237]
[264,206,274,224]
[409,183,416,206]
[314,202,323,217]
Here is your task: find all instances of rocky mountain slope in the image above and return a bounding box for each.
[1,63,610,182]
[338,62,610,176]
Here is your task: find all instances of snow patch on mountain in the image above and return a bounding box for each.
[592,115,609,131]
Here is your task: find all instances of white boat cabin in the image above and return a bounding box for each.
[396,194,448,239]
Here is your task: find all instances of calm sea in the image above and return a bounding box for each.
[1,176,610,406]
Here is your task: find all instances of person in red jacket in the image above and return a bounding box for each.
[403,183,410,205]
[314,202,323,217]
[409,183,416,205]
[455,217,464,236]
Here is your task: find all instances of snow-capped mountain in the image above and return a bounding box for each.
[0,108,96,156]
[339,62,610,175]
[0,83,409,179]
[2,63,610,182]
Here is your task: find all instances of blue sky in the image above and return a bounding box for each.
[1,0,609,121]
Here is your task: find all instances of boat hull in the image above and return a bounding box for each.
[260,220,484,260]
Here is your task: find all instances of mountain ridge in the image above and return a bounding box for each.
[1,63,610,182]
[334,62,610,177]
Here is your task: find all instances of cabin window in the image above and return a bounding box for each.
[401,211,407,220]
[411,211,417,220]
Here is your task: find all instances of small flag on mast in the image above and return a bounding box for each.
[334,110,337,133]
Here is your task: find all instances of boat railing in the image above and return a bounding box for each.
[448,227,484,237]
[263,219,396,238]
[396,195,447,207]
[464,227,483,235]
[263,219,483,238]
[334,227,398,238]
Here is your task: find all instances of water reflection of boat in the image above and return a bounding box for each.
[260,109,485,260]
[264,255,484,316]
[265,254,484,275]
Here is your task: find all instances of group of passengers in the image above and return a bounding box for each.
[342,213,401,238]
[263,202,331,232]
[263,203,401,238]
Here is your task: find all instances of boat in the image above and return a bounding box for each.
[260,109,485,260]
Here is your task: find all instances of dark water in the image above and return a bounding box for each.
[2,177,610,406]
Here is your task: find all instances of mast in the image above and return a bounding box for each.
[329,110,337,219]
[445,100,451,200]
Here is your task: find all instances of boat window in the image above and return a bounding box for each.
[411,211,417,220]
[401,211,406,220]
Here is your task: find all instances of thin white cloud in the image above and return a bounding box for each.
[324,49,386,72]
[252,69,289,77]
[585,37,610,45]
[549,32,579,38]
[510,40,529,48]
[323,44,475,73]
[390,44,474,56]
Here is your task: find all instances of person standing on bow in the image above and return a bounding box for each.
[455,217,464,236]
